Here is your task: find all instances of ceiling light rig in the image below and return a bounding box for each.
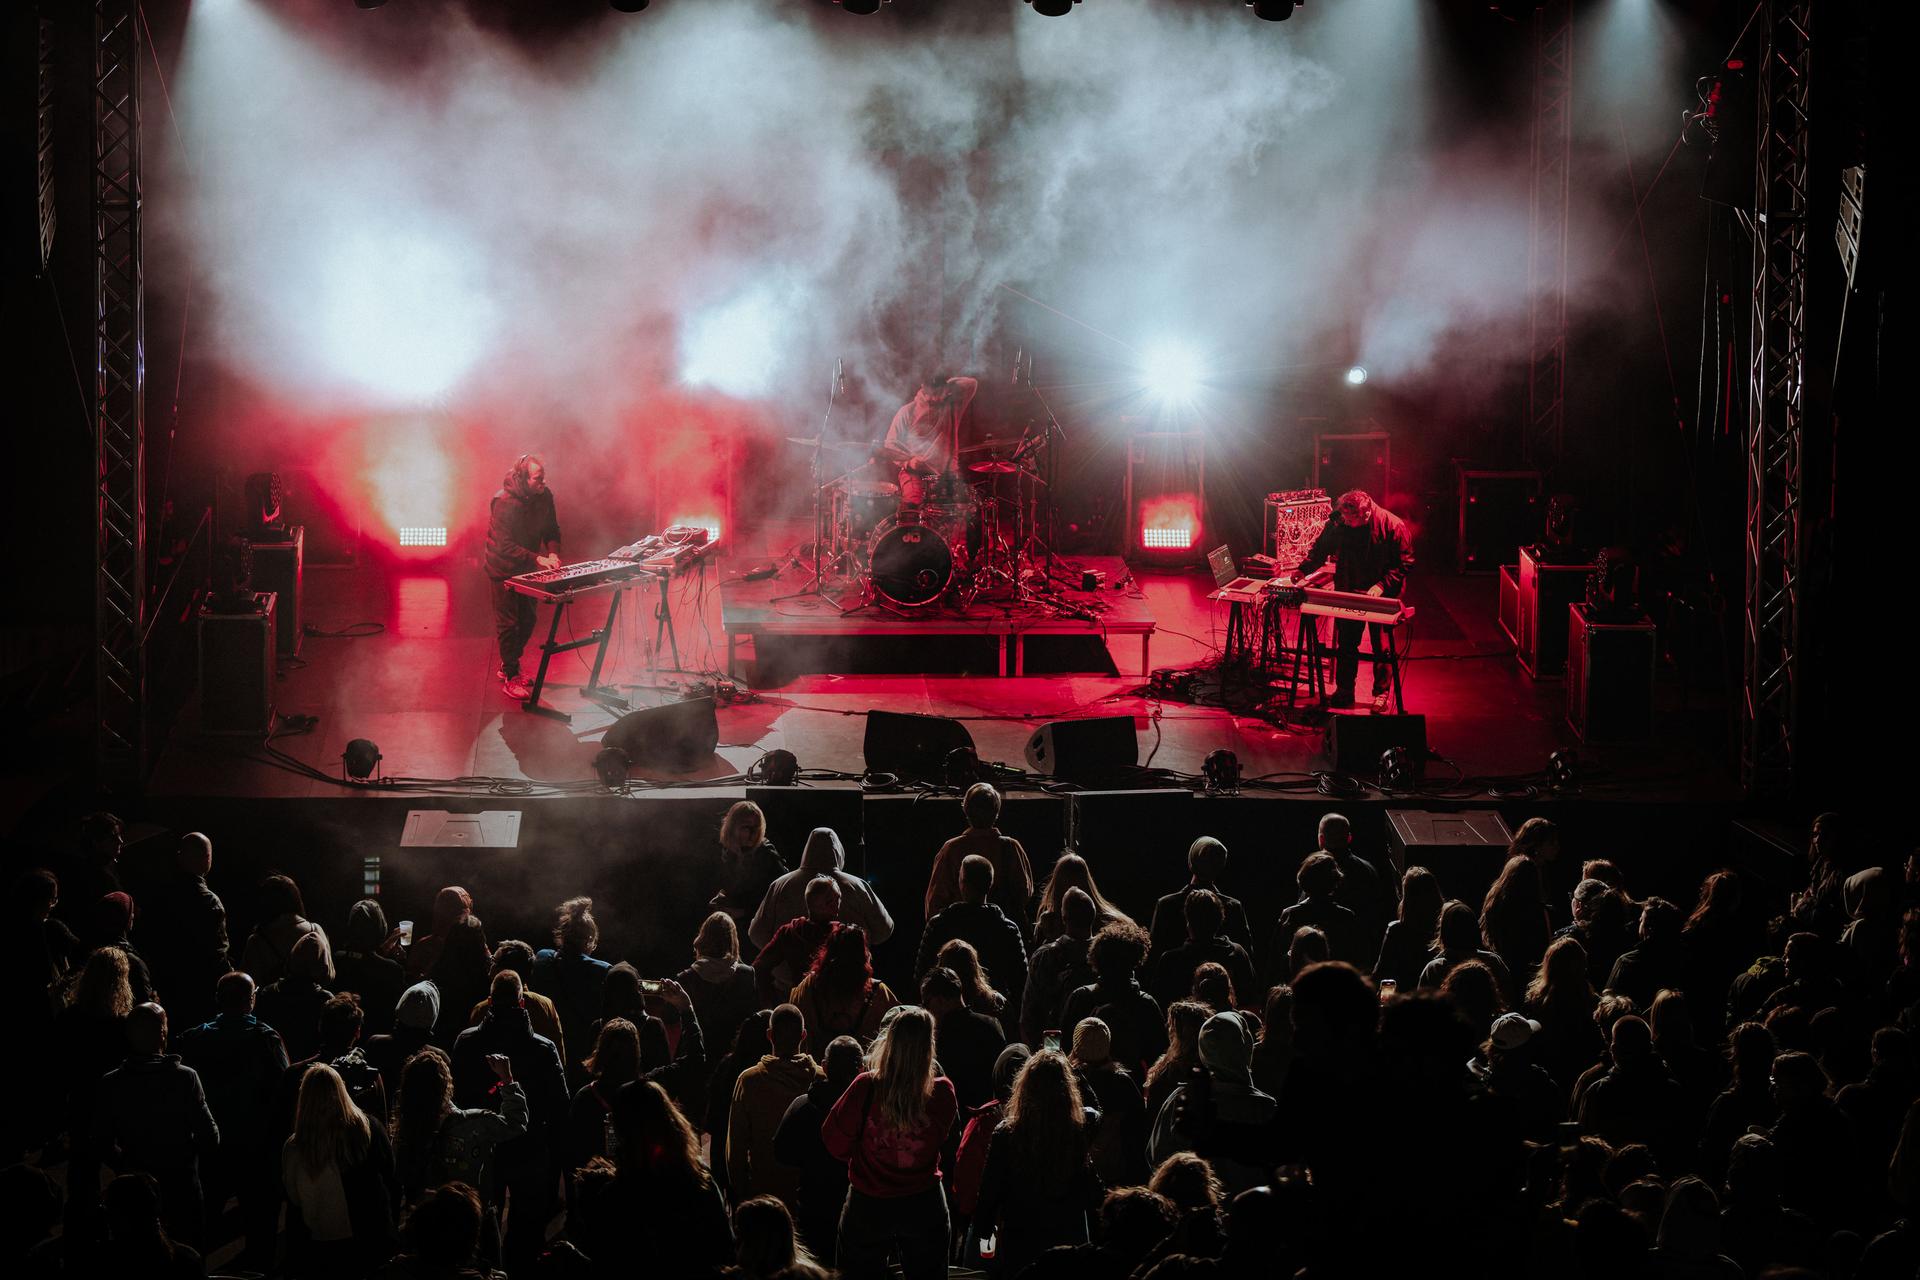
[609,0,650,13]
[1248,0,1300,20]
[1028,0,1081,15]
[838,0,890,14]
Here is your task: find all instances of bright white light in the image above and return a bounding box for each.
[1345,365,1369,386]
[679,284,792,400]
[1143,342,1205,406]
[314,229,498,404]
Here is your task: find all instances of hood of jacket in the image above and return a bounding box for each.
[1843,866,1891,922]
[117,1053,186,1076]
[799,828,847,873]
[754,1053,822,1091]
[1198,1011,1254,1085]
[343,899,389,953]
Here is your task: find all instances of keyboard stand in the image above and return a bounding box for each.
[521,586,633,723]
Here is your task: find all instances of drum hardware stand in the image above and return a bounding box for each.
[790,360,857,613]
[1013,353,1064,592]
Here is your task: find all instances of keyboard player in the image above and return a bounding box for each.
[1284,489,1414,712]
[485,454,563,701]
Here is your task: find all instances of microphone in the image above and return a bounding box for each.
[1012,347,1023,387]
[833,358,845,398]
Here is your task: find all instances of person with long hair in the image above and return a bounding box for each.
[563,1018,641,1180]
[1698,1022,1778,1186]
[531,897,612,1085]
[1481,855,1553,988]
[242,873,333,987]
[711,801,789,934]
[974,1050,1104,1276]
[917,855,1029,1030]
[1374,865,1443,989]
[937,937,1007,1021]
[283,1062,399,1277]
[1148,1152,1227,1262]
[1438,958,1509,1039]
[56,944,137,1167]
[730,1194,830,1280]
[678,911,760,1058]
[1034,853,1132,948]
[1144,1000,1211,1123]
[573,1080,733,1279]
[821,1007,958,1280]
[1418,900,1516,1003]
[404,887,474,982]
[1524,935,1603,1100]
[790,926,898,1046]
[392,1045,527,1205]
[88,1172,202,1279]
[1681,870,1755,1041]
[1251,985,1297,1098]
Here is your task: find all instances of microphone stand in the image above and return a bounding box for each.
[794,361,852,610]
[1023,357,1065,593]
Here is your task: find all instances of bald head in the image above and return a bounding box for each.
[178,832,213,877]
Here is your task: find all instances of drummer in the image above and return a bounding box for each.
[881,369,978,506]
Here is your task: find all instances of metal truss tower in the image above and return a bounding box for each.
[94,0,146,791]
[1742,1,1810,796]
[1525,0,1572,467]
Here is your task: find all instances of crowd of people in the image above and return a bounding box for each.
[3,797,1911,1279]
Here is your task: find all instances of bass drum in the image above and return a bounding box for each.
[869,518,955,608]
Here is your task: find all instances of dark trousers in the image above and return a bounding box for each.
[204,1140,280,1268]
[500,1147,554,1274]
[838,1184,950,1280]
[1334,618,1392,697]
[491,577,537,676]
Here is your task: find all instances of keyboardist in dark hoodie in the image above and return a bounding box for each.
[485,454,563,701]
[1290,488,1414,712]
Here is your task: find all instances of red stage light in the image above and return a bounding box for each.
[397,526,447,547]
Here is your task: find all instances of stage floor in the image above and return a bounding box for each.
[149,550,1739,803]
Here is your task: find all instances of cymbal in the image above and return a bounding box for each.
[960,438,1023,456]
[968,460,1019,475]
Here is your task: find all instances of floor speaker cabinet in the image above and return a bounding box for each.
[1516,545,1596,680]
[863,711,976,782]
[747,783,865,875]
[1385,809,1515,902]
[249,526,304,656]
[1456,468,1541,573]
[1326,713,1427,782]
[1497,564,1521,647]
[1567,605,1657,743]
[1067,789,1197,920]
[1312,430,1390,506]
[199,592,276,734]
[602,696,720,772]
[1025,715,1139,782]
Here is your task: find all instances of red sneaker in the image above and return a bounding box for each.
[501,674,532,701]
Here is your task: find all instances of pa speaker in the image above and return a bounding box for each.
[1025,716,1138,781]
[863,711,975,782]
[603,696,719,772]
[1385,809,1514,902]
[1326,713,1427,780]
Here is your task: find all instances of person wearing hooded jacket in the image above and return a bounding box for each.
[1145,1009,1277,1195]
[748,828,894,951]
[772,1034,867,1264]
[334,899,406,1037]
[90,1003,220,1247]
[726,1003,824,1211]
[484,453,561,700]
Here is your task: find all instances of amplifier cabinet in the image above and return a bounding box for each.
[1516,545,1595,680]
[249,526,303,656]
[1567,604,1656,742]
[199,592,276,734]
[1456,467,1541,573]
[1497,564,1520,646]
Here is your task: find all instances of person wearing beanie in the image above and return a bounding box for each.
[1146,1010,1276,1194]
[1147,837,1254,968]
[1070,1017,1149,1187]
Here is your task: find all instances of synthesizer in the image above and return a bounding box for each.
[504,558,659,601]
[1266,582,1414,626]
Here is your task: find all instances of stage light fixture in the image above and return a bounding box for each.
[1248,0,1297,19]
[353,0,388,9]
[1028,0,1082,14]
[838,0,887,13]
[944,746,983,788]
[1345,365,1369,386]
[754,748,800,786]
[1203,748,1242,794]
[610,0,650,11]
[342,739,383,781]
[593,746,632,788]
[1380,746,1413,789]
[1547,749,1581,792]
[1142,341,1205,408]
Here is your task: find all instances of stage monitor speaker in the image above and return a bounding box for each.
[1385,809,1514,903]
[1313,429,1390,506]
[1567,604,1656,742]
[1025,716,1139,782]
[603,696,719,772]
[199,593,276,734]
[1456,467,1541,573]
[1326,713,1427,782]
[863,711,976,782]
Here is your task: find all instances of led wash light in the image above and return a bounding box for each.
[397,527,447,548]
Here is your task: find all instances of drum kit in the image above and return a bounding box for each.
[787,432,1053,611]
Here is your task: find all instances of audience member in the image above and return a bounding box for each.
[791,925,897,1046]
[468,940,565,1062]
[88,890,155,998]
[710,801,789,932]
[772,1034,867,1264]
[706,1011,774,1204]
[1022,1186,1178,1279]
[176,970,289,1267]
[726,1003,822,1211]
[1482,854,1553,989]
[564,1018,640,1181]
[1767,1049,1860,1232]
[56,945,136,1156]
[393,1044,527,1214]
[1607,897,1688,1011]
[1249,986,1296,1099]
[427,917,493,1051]
[677,911,760,1057]
[821,1007,957,1280]
[728,1194,830,1280]
[386,1181,498,1280]
[937,937,1008,1022]
[973,1049,1104,1276]
[1145,1000,1212,1123]
[282,1061,399,1277]
[1303,814,1389,960]
[1373,864,1443,990]
[137,832,230,1025]
[1021,886,1098,1048]
[1269,853,1365,979]
[1147,837,1254,965]
[1439,957,1509,1038]
[924,783,1036,923]
[335,898,407,1037]
[242,873,333,986]
[1146,1010,1276,1194]
[1577,1015,1688,1171]
[1559,876,1636,991]
[1283,924,1330,983]
[1062,921,1167,1076]
[530,897,612,1083]
[572,1081,733,1280]
[950,1041,1031,1266]
[405,887,474,982]
[1147,1151,1227,1263]
[258,928,337,1063]
[90,1002,220,1246]
[1679,871,1757,1041]
[748,827,894,950]
[1150,889,1256,1012]
[367,981,441,1098]
[753,876,845,1006]
[1033,853,1132,948]
[1419,899,1518,1004]
[88,1172,204,1279]
[921,966,1008,1110]
[916,854,1028,1025]
[1525,934,1604,1100]
[1071,1015,1150,1187]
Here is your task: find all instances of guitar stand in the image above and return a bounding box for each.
[521,585,633,724]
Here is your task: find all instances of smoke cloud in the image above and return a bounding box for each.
[164,0,1670,543]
